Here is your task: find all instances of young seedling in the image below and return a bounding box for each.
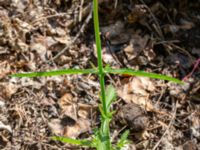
[11,0,183,150]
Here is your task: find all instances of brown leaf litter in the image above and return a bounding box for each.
[0,0,200,149]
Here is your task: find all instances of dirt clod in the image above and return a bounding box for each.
[116,103,149,132]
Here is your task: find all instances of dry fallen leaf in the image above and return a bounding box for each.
[54,36,71,45]
[19,78,44,89]
[58,93,77,121]
[30,43,47,61]
[15,39,29,52]
[143,47,156,61]
[127,4,147,24]
[124,34,149,61]
[188,113,200,138]
[117,77,155,111]
[48,119,64,135]
[0,121,12,133]
[78,103,92,119]
[63,118,91,138]
[101,21,125,39]
[11,0,30,13]
[0,82,19,99]
[0,61,10,79]
[53,92,92,138]
[48,117,91,138]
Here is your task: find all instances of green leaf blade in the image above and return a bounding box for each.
[116,130,130,149]
[105,68,184,84]
[105,85,116,110]
[51,136,94,147]
[10,68,98,78]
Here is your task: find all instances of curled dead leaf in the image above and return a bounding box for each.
[48,117,91,138]
[117,77,155,111]
[58,93,77,121]
[63,118,91,138]
[58,93,93,121]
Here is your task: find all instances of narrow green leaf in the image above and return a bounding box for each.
[116,130,130,149]
[98,105,106,119]
[94,131,108,150]
[99,118,112,150]
[105,68,184,84]
[10,68,98,78]
[105,85,116,110]
[51,136,94,147]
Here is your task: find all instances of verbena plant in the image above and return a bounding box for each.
[11,0,183,149]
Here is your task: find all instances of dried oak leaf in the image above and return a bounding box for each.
[117,77,155,111]
[48,117,91,138]
[58,93,92,120]
[58,93,77,121]
[63,118,91,138]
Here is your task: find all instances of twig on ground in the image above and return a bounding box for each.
[48,4,92,63]
[79,0,84,22]
[31,13,72,25]
[139,0,164,39]
[114,0,118,9]
[182,58,200,81]
[152,99,177,150]
[168,43,193,60]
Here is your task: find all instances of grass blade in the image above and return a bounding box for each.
[105,68,184,84]
[10,68,98,78]
[105,85,116,110]
[52,136,94,147]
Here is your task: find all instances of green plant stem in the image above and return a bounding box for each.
[93,1,111,149]
[93,0,107,116]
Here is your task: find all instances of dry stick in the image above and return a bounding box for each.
[79,0,84,22]
[105,38,126,67]
[169,43,193,60]
[31,13,72,25]
[48,6,92,63]
[183,58,200,81]
[114,0,118,9]
[139,0,164,39]
[152,100,177,150]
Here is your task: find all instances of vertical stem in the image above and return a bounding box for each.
[93,0,107,116]
[93,1,111,149]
